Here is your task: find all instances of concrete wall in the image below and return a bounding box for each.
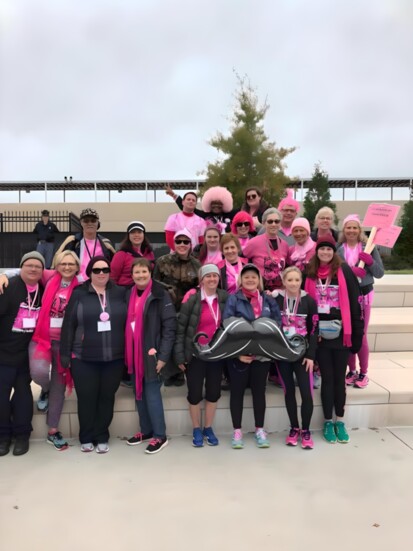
[0,200,406,232]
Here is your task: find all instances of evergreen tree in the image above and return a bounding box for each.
[393,196,413,262]
[303,163,337,228]
[202,75,295,207]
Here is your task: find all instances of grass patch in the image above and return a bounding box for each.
[385,270,413,274]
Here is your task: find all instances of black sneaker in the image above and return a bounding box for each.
[145,437,168,454]
[47,431,69,451]
[173,373,185,387]
[37,391,49,412]
[126,432,153,446]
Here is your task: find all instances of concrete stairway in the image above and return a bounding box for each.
[31,275,413,439]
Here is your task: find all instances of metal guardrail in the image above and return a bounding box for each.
[0,211,81,233]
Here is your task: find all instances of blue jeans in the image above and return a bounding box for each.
[36,241,54,269]
[136,378,166,439]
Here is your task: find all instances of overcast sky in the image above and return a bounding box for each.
[1,0,413,183]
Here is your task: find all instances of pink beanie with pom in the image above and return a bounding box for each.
[278,189,300,212]
[291,217,311,235]
[201,186,233,213]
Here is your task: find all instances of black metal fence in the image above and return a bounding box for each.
[0,210,81,233]
[0,226,169,269]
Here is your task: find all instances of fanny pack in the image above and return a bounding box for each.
[318,319,342,340]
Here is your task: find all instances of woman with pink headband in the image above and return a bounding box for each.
[337,214,384,388]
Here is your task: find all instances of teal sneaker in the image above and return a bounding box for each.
[254,428,270,448]
[335,421,350,443]
[231,429,244,449]
[323,421,337,444]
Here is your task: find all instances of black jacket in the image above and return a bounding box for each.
[302,263,364,354]
[126,281,177,382]
[60,281,127,367]
[0,277,43,367]
[174,288,228,364]
[33,221,59,242]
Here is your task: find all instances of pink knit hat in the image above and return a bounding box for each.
[278,189,300,212]
[231,211,255,234]
[342,214,361,229]
[291,217,311,235]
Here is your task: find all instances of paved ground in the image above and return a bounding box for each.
[0,428,411,551]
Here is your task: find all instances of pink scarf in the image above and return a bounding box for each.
[32,273,79,392]
[125,280,153,400]
[290,237,316,264]
[343,243,362,267]
[304,264,352,347]
[241,288,263,319]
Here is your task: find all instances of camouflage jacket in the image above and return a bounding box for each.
[153,253,200,311]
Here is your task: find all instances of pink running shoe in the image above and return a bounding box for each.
[285,428,300,446]
[345,371,357,386]
[301,430,314,450]
[354,373,369,389]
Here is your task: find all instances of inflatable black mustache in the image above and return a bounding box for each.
[193,316,307,362]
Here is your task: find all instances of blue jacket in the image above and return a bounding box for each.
[223,289,281,325]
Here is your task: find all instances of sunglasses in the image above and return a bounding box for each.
[236,222,250,227]
[266,219,281,224]
[82,218,98,223]
[175,239,191,245]
[246,194,257,200]
[91,267,110,274]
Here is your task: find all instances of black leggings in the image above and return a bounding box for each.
[228,359,270,429]
[316,346,349,419]
[186,357,224,405]
[71,358,124,444]
[277,360,313,431]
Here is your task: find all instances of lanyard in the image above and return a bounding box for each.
[26,285,39,317]
[84,238,98,260]
[283,293,300,319]
[317,277,331,297]
[92,286,109,321]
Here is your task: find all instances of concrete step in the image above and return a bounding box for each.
[31,351,413,440]
[368,307,413,352]
[373,275,413,307]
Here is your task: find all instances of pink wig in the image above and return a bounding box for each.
[201,186,233,213]
[231,211,254,234]
[278,189,300,212]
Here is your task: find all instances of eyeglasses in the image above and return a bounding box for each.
[281,208,296,213]
[236,222,250,227]
[91,267,110,274]
[23,264,43,270]
[175,239,191,245]
[319,217,332,221]
[59,263,77,268]
[266,219,281,224]
[246,194,257,200]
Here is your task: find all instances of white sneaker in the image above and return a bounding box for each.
[80,442,94,453]
[96,443,109,454]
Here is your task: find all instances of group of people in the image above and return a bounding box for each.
[0,187,384,457]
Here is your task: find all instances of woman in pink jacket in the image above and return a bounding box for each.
[243,208,289,291]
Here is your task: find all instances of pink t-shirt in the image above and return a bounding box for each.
[79,238,104,281]
[12,284,41,333]
[164,212,206,248]
[49,284,71,340]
